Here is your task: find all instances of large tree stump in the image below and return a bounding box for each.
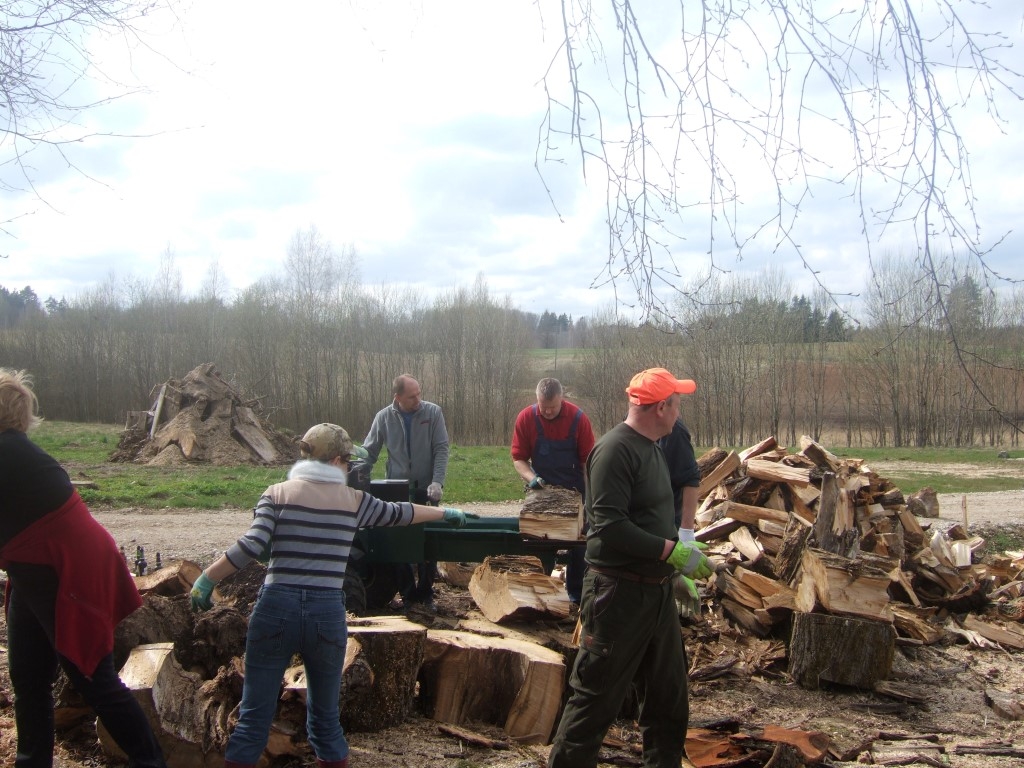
[420,629,565,744]
[341,615,428,731]
[788,613,895,690]
[469,556,571,623]
[98,642,227,768]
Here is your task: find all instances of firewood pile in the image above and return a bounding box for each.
[692,435,1024,690]
[109,363,299,466]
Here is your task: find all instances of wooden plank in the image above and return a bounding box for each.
[232,421,279,463]
[149,383,167,439]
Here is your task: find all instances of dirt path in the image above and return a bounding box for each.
[92,489,1024,568]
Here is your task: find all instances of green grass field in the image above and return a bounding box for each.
[30,421,1023,510]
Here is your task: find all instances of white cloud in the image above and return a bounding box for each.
[3,0,1023,321]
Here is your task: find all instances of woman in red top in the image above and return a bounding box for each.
[0,369,167,768]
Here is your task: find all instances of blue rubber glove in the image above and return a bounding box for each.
[666,540,712,580]
[442,508,479,528]
[190,572,216,612]
[527,476,545,490]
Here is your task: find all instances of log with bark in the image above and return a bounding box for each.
[788,612,896,690]
[519,486,584,540]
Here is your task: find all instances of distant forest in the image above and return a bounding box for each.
[2,239,1022,449]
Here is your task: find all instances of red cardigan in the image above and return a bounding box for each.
[0,491,141,676]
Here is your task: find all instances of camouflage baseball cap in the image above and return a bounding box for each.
[298,423,369,462]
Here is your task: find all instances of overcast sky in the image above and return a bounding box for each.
[3,1,1023,320]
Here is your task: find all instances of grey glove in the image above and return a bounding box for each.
[427,482,443,503]
[673,573,702,618]
[527,476,545,490]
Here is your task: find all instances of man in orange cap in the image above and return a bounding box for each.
[548,368,710,768]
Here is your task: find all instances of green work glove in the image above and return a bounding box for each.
[527,476,545,490]
[190,572,216,612]
[442,508,480,528]
[666,540,712,580]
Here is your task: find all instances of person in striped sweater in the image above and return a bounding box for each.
[190,422,473,768]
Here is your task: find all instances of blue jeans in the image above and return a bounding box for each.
[225,584,348,764]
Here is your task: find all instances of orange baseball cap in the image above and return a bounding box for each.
[625,368,697,405]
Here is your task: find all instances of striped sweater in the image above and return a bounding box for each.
[225,459,415,589]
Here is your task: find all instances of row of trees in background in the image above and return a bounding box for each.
[1,237,1021,449]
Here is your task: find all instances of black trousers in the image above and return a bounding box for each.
[5,563,166,768]
[399,488,437,603]
[548,570,689,768]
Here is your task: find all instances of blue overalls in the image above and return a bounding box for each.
[530,405,586,603]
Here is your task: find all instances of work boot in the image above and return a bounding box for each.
[316,759,348,768]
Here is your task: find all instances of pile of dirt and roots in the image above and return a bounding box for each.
[109,362,299,466]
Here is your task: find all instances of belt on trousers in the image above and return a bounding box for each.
[588,564,673,585]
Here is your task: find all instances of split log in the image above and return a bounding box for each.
[814,473,858,558]
[721,597,773,637]
[733,566,793,604]
[519,486,583,540]
[794,548,894,623]
[715,500,789,527]
[961,615,1024,650]
[698,451,741,498]
[420,629,565,744]
[468,556,571,623]
[799,435,840,472]
[695,517,744,543]
[897,508,925,548]
[728,526,765,564]
[907,486,940,518]
[716,570,765,611]
[739,436,778,462]
[984,688,1024,720]
[696,447,728,477]
[745,458,811,487]
[774,518,813,584]
[788,613,895,690]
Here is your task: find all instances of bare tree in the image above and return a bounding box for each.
[543,1,1022,312]
[1,0,173,203]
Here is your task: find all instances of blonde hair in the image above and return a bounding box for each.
[0,368,42,432]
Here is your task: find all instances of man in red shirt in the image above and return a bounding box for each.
[511,378,596,608]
